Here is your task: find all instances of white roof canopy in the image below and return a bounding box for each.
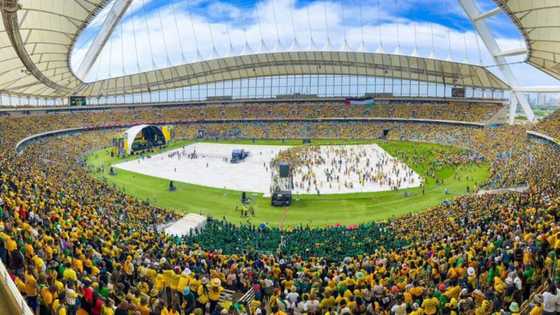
[495,0,560,80]
[78,51,510,97]
[0,0,510,99]
[0,0,109,97]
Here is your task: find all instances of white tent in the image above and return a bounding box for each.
[164,214,207,237]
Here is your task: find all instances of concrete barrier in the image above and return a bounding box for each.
[0,260,34,315]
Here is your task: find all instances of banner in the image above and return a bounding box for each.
[344,97,375,106]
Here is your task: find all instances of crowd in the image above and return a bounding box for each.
[536,110,560,140]
[3,100,502,127]
[272,145,420,194]
[0,104,559,315]
[184,219,407,262]
[173,121,480,148]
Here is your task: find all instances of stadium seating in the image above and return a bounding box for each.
[536,109,560,140]
[0,103,558,314]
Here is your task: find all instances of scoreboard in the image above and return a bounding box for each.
[69,96,86,106]
[451,88,466,98]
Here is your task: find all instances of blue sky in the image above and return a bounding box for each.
[71,0,559,87]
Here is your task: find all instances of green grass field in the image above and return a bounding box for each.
[86,139,489,227]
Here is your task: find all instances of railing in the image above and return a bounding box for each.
[238,287,256,304]
[0,259,34,315]
[527,130,560,149]
[520,283,546,314]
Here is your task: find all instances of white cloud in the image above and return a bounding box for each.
[86,0,114,29]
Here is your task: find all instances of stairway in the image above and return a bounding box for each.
[486,105,509,125]
[219,287,256,308]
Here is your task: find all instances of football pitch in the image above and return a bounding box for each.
[86,139,490,227]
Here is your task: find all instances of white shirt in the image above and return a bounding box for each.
[391,303,407,315]
[543,291,558,312]
[307,300,319,313]
[295,301,307,315]
[286,292,299,305]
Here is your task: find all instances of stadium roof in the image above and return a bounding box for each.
[0,0,109,97]
[0,0,512,98]
[495,0,560,80]
[79,52,510,96]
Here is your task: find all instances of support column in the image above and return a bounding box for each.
[458,0,535,123]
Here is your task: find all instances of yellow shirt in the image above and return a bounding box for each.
[63,268,78,282]
[444,286,461,300]
[24,243,34,257]
[529,305,543,315]
[410,286,424,297]
[410,308,425,315]
[421,297,439,315]
[161,270,179,290]
[6,238,17,252]
[123,260,134,275]
[197,285,209,304]
[154,274,165,291]
[32,255,44,271]
[161,307,181,315]
[208,286,223,301]
[52,299,67,315]
[138,304,150,315]
[24,274,37,296]
[320,296,336,310]
[73,259,84,273]
[14,276,25,292]
[404,291,413,304]
[101,306,114,315]
[177,276,190,292]
[189,278,201,291]
[40,287,53,306]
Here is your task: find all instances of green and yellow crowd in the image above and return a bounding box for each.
[536,111,560,141]
[0,102,559,315]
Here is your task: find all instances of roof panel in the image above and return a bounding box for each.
[0,0,109,97]
[77,52,508,96]
[495,0,560,79]
[0,0,511,99]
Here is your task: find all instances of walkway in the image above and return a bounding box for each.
[477,184,529,196]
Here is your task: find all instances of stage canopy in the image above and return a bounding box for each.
[123,124,165,154]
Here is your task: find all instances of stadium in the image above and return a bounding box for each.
[1,0,560,314]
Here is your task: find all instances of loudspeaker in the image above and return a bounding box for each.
[279,163,290,178]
